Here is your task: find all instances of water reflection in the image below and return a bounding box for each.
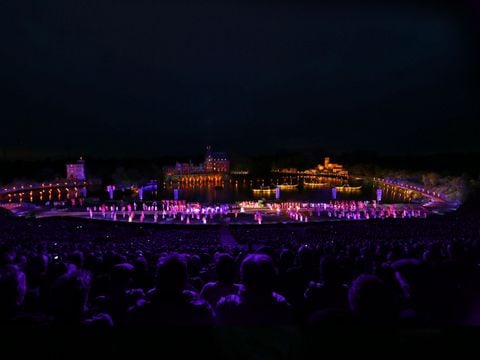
[143,178,416,204]
[0,178,420,205]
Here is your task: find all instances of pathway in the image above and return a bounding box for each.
[219,225,239,248]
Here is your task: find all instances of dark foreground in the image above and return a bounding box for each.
[1,206,480,358]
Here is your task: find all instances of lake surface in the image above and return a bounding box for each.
[141,177,416,204]
[1,177,418,205]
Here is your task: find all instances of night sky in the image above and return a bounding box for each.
[1,1,479,158]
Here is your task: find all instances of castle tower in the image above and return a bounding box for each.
[324,157,330,169]
[66,158,86,181]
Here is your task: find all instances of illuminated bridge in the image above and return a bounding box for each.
[0,180,90,203]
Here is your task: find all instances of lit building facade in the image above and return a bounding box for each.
[66,158,86,181]
[274,157,348,177]
[317,157,348,176]
[309,157,348,177]
[204,146,229,173]
[171,161,205,175]
[163,146,230,178]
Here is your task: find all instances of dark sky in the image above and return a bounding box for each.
[1,0,479,158]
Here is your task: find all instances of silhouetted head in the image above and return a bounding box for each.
[133,256,148,277]
[215,254,236,284]
[155,254,187,294]
[390,258,424,301]
[26,254,48,287]
[422,243,442,263]
[15,255,27,267]
[256,246,275,260]
[348,274,396,326]
[48,257,68,282]
[296,244,314,268]
[187,255,201,277]
[447,242,464,260]
[200,252,211,266]
[279,249,294,270]
[111,263,134,290]
[320,256,343,285]
[68,251,84,269]
[0,265,26,315]
[0,245,15,266]
[240,254,276,295]
[50,269,91,321]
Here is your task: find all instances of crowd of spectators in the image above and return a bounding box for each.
[1,209,480,357]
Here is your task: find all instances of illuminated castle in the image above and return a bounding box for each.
[66,158,86,181]
[316,157,345,173]
[307,157,348,176]
[204,145,229,173]
[163,146,229,176]
[273,157,347,177]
